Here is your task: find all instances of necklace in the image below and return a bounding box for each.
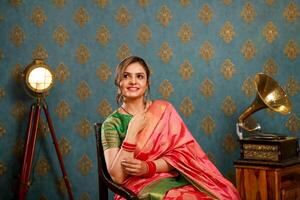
[120,106,133,116]
[120,101,149,116]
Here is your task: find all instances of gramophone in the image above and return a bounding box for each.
[236,73,299,162]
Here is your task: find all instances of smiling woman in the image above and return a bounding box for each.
[100,56,240,200]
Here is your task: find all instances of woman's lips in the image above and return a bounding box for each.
[127,87,139,91]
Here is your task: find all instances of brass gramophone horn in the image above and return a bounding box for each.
[238,73,292,132]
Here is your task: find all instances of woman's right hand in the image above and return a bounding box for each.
[126,112,147,138]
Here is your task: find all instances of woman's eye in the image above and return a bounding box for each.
[123,74,128,79]
[137,75,144,79]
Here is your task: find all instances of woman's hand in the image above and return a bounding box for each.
[126,112,147,138]
[121,157,148,176]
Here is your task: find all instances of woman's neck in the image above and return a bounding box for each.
[121,98,145,115]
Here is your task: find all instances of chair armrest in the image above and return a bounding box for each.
[94,123,139,200]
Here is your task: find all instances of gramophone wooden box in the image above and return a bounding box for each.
[239,136,299,162]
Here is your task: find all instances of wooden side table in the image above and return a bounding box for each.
[234,158,300,200]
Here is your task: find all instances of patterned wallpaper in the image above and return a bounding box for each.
[0,0,300,199]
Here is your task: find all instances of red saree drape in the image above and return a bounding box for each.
[116,100,240,200]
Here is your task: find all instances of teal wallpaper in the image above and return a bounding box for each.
[0,0,300,199]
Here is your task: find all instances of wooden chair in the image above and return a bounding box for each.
[94,123,139,200]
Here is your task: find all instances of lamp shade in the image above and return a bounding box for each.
[23,59,54,96]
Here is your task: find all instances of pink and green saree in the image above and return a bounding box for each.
[102,100,240,200]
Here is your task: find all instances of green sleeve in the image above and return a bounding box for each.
[101,118,121,151]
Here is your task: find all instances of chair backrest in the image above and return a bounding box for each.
[94,123,139,200]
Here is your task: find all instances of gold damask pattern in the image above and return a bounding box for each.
[53,0,66,8]
[115,5,132,27]
[241,40,256,60]
[37,119,49,138]
[158,79,174,99]
[265,0,274,6]
[263,58,278,76]
[53,25,69,46]
[95,0,108,8]
[55,100,71,121]
[199,41,214,62]
[57,178,67,194]
[157,5,172,27]
[10,0,22,7]
[76,44,90,64]
[76,118,92,139]
[117,43,131,61]
[285,113,300,133]
[96,26,111,46]
[241,3,256,23]
[79,192,91,200]
[55,63,70,83]
[200,78,214,99]
[219,21,235,44]
[179,96,194,118]
[223,133,237,153]
[96,63,112,82]
[220,59,235,80]
[180,0,190,7]
[32,44,48,60]
[179,60,194,80]
[0,123,5,138]
[13,138,24,158]
[158,42,173,63]
[0,162,6,176]
[10,25,25,46]
[137,24,152,46]
[77,154,92,176]
[223,0,232,6]
[285,76,299,96]
[0,49,4,60]
[198,4,213,25]
[11,101,27,121]
[201,115,215,135]
[242,76,256,97]
[284,40,299,60]
[262,22,278,43]
[74,7,90,28]
[283,2,300,23]
[31,7,47,27]
[38,195,47,200]
[59,137,71,156]
[0,88,5,99]
[177,23,193,43]
[76,81,91,102]
[222,96,236,117]
[11,63,22,83]
[97,99,113,117]
[35,156,50,176]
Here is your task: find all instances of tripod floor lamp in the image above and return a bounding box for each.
[18,59,74,200]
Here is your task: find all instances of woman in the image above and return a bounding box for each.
[101,56,240,200]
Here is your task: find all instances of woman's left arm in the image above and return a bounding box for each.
[121,157,174,176]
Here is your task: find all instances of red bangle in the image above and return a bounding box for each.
[143,161,156,177]
[121,142,136,152]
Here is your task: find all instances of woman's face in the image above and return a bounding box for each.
[119,62,148,101]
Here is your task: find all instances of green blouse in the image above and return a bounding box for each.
[101,110,133,151]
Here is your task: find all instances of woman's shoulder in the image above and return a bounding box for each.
[152,99,173,107]
[102,110,121,126]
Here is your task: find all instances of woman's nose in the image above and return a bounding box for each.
[129,77,136,84]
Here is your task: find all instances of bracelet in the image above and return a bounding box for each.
[121,142,136,152]
[143,161,156,177]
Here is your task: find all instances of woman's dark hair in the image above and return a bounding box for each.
[115,56,151,105]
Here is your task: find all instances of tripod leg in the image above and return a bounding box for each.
[43,103,74,200]
[19,104,41,200]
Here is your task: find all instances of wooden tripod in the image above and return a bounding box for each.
[18,99,74,200]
